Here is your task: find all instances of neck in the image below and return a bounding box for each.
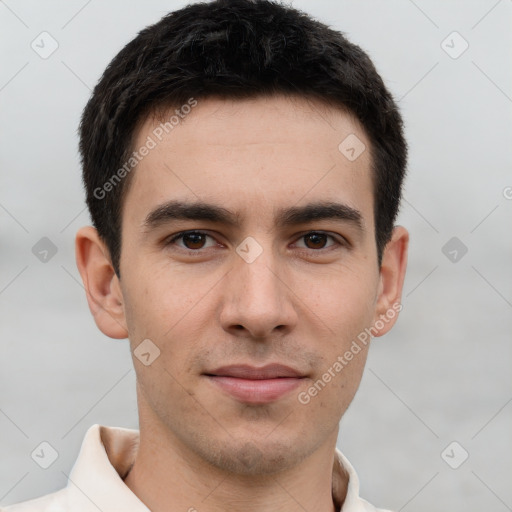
[124,413,344,512]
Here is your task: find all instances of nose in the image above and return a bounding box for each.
[219,244,298,340]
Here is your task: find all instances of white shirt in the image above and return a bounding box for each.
[2,424,392,512]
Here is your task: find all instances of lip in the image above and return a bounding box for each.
[204,364,306,404]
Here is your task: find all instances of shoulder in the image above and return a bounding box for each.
[1,488,67,512]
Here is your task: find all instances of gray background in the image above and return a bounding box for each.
[1,1,511,510]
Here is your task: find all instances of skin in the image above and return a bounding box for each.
[76,95,408,512]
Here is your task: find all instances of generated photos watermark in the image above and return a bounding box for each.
[298,302,403,405]
[93,98,198,200]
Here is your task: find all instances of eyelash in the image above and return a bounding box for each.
[166,230,345,253]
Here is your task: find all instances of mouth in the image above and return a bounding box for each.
[203,364,307,404]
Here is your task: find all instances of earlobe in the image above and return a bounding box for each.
[372,226,409,337]
[75,226,128,339]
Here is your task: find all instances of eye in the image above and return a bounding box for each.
[167,231,218,250]
[165,230,344,254]
[294,232,341,250]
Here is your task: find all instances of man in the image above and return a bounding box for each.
[3,0,408,510]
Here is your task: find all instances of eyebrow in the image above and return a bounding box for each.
[142,200,364,233]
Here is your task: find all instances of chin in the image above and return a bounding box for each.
[209,439,301,476]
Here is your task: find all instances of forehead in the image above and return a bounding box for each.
[123,95,374,230]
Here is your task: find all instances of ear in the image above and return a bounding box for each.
[75,226,128,339]
[372,226,409,337]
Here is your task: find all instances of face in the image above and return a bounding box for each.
[78,95,407,475]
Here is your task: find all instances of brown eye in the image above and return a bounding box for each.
[167,231,216,250]
[294,232,341,252]
[303,232,329,249]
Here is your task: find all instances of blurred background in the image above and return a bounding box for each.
[1,1,511,510]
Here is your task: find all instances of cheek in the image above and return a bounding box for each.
[298,274,375,413]
[123,272,213,382]
[305,273,377,339]
[314,343,370,415]
[123,266,199,336]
